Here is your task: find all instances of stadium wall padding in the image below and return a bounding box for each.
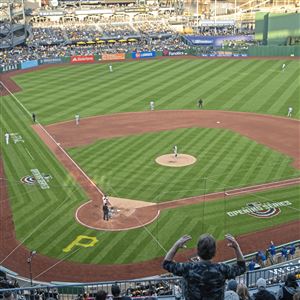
[248,45,300,56]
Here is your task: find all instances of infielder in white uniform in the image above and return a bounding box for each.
[287,107,293,117]
[109,65,113,72]
[75,114,80,125]
[4,133,9,145]
[173,145,178,158]
[150,101,155,111]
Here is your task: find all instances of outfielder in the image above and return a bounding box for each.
[4,133,9,145]
[75,114,80,125]
[287,107,293,117]
[109,64,113,72]
[282,63,286,71]
[150,101,155,111]
[173,145,178,158]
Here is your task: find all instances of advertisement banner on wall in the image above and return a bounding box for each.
[21,60,38,69]
[163,49,187,56]
[102,53,125,61]
[39,57,62,64]
[71,55,94,63]
[132,51,156,59]
[1,63,20,73]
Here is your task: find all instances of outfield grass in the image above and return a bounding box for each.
[11,59,300,124]
[1,58,300,264]
[68,128,300,201]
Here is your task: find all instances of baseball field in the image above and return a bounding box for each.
[0,57,300,282]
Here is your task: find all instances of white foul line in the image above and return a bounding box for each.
[0,81,103,197]
[25,147,34,161]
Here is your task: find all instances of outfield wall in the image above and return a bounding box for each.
[248,45,300,56]
[1,47,300,74]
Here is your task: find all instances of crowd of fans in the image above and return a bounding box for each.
[197,25,254,36]
[0,35,189,67]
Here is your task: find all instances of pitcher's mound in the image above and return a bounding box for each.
[155,154,197,167]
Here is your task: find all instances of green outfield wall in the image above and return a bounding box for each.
[255,13,300,46]
[248,45,300,56]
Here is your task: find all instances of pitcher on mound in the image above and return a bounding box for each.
[173,145,178,158]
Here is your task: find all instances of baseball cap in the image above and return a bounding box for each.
[256,278,266,289]
[227,279,238,292]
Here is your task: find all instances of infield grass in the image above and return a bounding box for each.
[69,127,300,201]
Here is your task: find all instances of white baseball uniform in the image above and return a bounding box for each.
[109,65,113,72]
[173,145,178,158]
[4,133,9,145]
[287,107,293,117]
[75,114,80,125]
[150,101,155,111]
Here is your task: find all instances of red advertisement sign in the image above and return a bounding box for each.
[71,55,95,63]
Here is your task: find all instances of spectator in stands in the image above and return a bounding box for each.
[257,250,267,267]
[111,283,132,300]
[277,274,300,300]
[225,279,239,300]
[252,278,276,300]
[162,233,246,300]
[3,291,13,300]
[289,244,296,259]
[268,241,276,264]
[95,290,107,300]
[281,246,289,261]
[236,283,251,300]
[248,259,256,271]
[173,282,182,300]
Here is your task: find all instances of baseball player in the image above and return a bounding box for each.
[32,113,36,123]
[282,63,286,71]
[103,203,109,221]
[75,114,80,125]
[173,145,178,158]
[198,99,203,108]
[4,133,9,145]
[109,64,113,72]
[150,101,155,111]
[287,107,293,117]
[102,194,108,205]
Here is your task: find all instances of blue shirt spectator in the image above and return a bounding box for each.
[248,260,256,271]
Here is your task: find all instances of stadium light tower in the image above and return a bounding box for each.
[27,250,37,286]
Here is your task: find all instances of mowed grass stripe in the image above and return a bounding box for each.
[103,60,209,113]
[34,60,184,119]
[227,62,284,111]
[136,128,209,200]
[252,67,300,113]
[17,60,170,120]
[157,60,239,108]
